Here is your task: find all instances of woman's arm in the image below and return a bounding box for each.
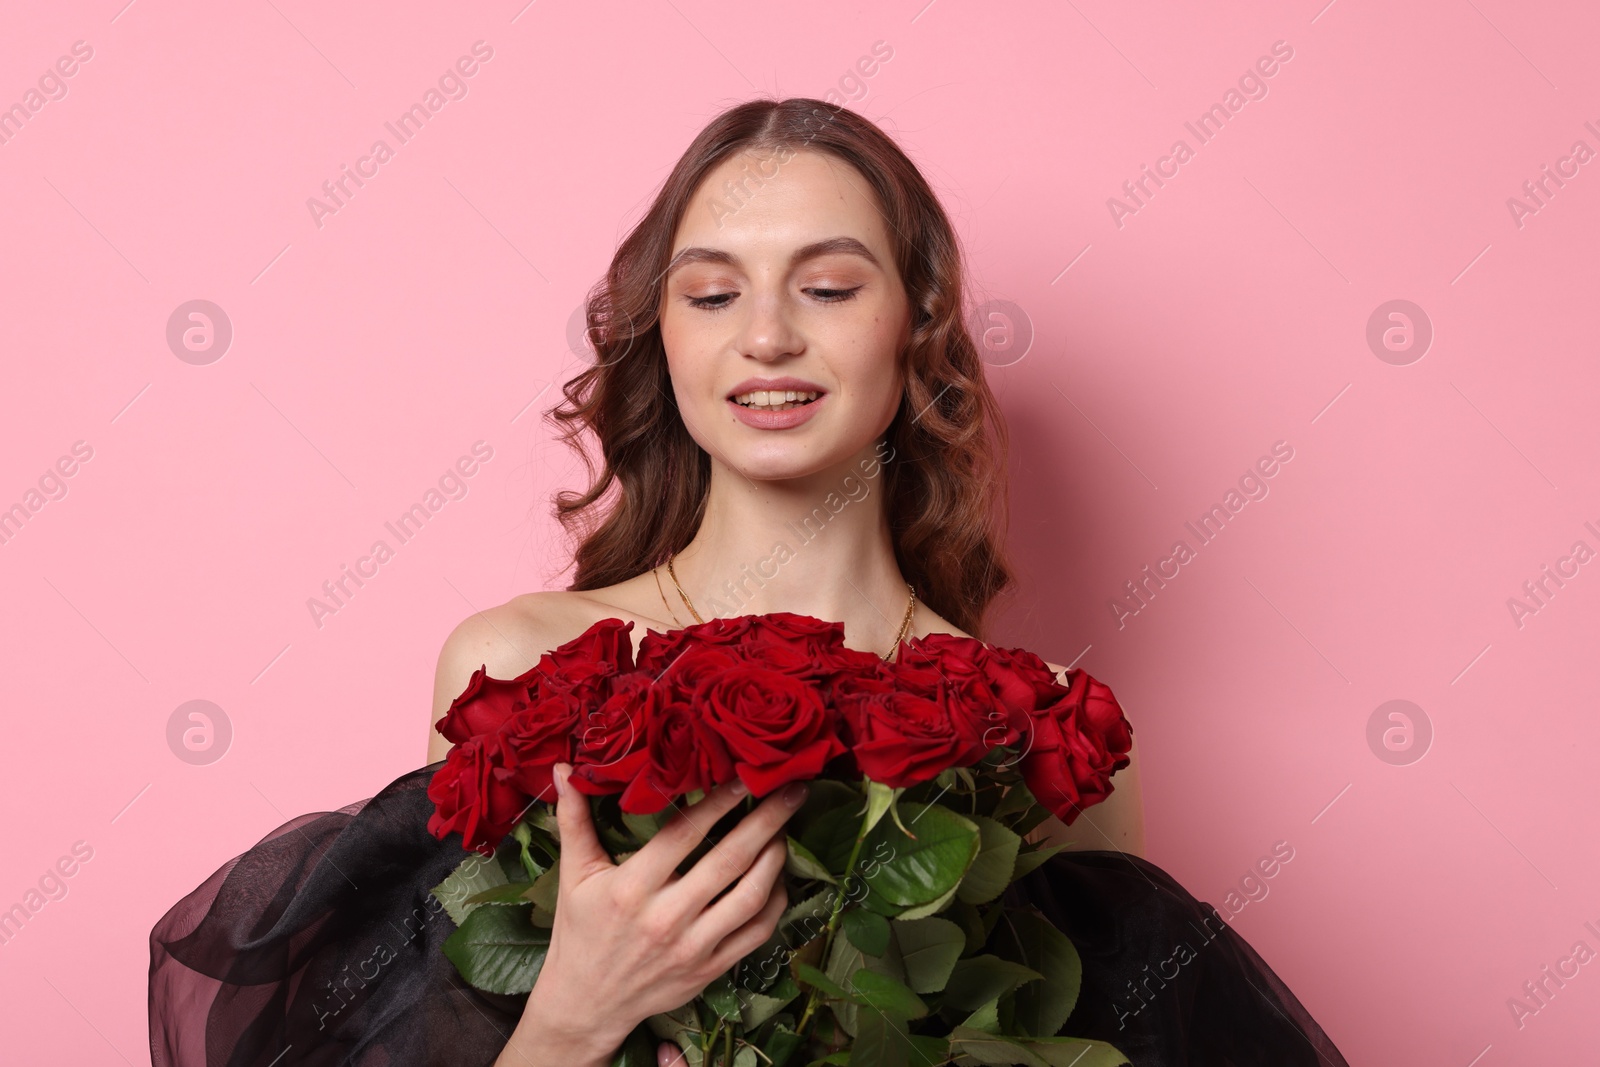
[1023,662,1147,857]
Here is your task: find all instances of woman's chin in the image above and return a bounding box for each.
[718,446,851,486]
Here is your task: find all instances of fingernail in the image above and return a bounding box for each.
[552,763,569,798]
[782,781,808,806]
[730,778,749,797]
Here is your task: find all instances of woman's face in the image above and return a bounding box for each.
[659,148,912,482]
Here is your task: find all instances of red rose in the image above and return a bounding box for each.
[845,684,992,788]
[1080,673,1133,762]
[846,630,1046,787]
[743,613,848,658]
[888,636,1030,758]
[1020,670,1134,825]
[566,673,652,795]
[426,734,530,855]
[527,618,635,705]
[528,653,617,707]
[500,692,585,803]
[636,612,848,674]
[700,664,848,796]
[657,646,742,702]
[434,667,538,745]
[824,649,895,701]
[743,639,835,680]
[546,616,637,673]
[974,644,1062,715]
[636,616,760,674]
[594,689,735,814]
[820,641,892,684]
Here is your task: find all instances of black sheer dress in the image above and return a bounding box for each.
[148,762,1349,1066]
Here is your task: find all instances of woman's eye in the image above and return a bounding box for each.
[684,286,862,312]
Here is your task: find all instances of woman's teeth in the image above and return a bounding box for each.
[731,390,820,410]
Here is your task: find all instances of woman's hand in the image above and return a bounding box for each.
[497,762,806,1067]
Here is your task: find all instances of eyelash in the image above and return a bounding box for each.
[685,287,861,312]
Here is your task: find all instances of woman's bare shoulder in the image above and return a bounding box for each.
[434,590,595,680]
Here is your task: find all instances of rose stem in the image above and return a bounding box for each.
[793,805,871,1039]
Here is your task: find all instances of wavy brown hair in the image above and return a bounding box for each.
[547,97,1015,637]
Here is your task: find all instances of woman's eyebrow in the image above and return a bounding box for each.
[665,236,881,276]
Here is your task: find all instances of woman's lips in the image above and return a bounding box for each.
[727,393,826,429]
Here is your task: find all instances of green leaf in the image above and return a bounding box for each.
[980,901,1007,940]
[1013,1037,1131,1066]
[907,1034,951,1066]
[431,850,509,926]
[782,887,837,932]
[846,1008,911,1067]
[785,836,839,884]
[801,1055,851,1067]
[959,998,1001,1034]
[823,935,867,1037]
[990,781,1038,821]
[992,912,1083,1037]
[702,974,742,1020]
[959,817,1022,904]
[949,899,988,955]
[644,1002,701,1045]
[791,779,864,829]
[942,955,1045,1011]
[740,985,798,1030]
[794,961,849,1000]
[762,1024,805,1067]
[528,863,560,913]
[842,907,891,956]
[847,968,927,1019]
[607,1024,658,1067]
[801,805,867,876]
[946,1026,1050,1067]
[621,808,671,844]
[862,802,981,907]
[859,883,906,917]
[889,916,964,993]
[439,902,550,994]
[1010,844,1065,882]
[528,805,560,838]
[896,881,960,920]
[789,780,865,845]
[463,881,537,905]
[1012,804,1054,838]
[595,795,641,855]
[755,966,800,1004]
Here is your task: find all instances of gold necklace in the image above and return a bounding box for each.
[660,553,916,662]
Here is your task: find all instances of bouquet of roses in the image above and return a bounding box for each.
[425,612,1134,1067]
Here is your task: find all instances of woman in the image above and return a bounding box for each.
[150,98,1347,1067]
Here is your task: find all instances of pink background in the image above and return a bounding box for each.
[2,1,1597,1063]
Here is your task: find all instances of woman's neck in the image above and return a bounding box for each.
[664,439,911,648]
